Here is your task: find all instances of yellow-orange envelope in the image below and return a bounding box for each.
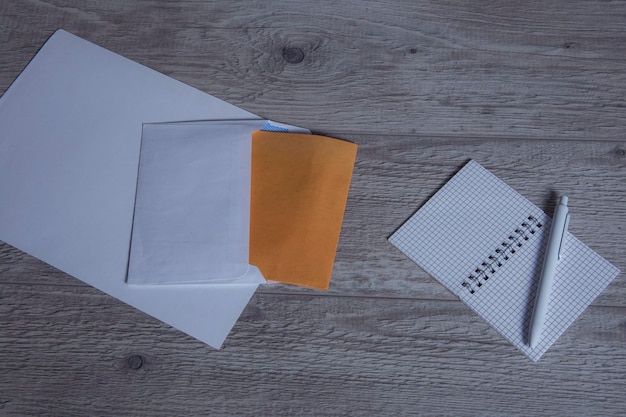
[250,131,358,290]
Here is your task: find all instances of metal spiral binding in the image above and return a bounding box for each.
[462,215,542,294]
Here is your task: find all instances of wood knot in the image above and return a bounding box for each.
[126,354,144,370]
[282,47,304,64]
[615,147,626,157]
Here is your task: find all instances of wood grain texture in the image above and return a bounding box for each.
[1,0,625,416]
[1,283,625,416]
[1,1,626,139]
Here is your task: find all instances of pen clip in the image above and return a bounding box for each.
[558,213,570,260]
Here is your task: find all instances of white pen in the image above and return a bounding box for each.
[529,195,570,348]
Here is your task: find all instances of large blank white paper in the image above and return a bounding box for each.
[128,120,266,285]
[0,29,263,348]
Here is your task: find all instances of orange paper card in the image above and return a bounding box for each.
[250,131,358,290]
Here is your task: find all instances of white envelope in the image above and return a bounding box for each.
[128,120,266,285]
[0,30,266,348]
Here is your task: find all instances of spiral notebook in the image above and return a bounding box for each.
[389,160,620,361]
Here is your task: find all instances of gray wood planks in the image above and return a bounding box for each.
[1,283,625,416]
[1,0,625,415]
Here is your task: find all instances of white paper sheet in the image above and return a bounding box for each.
[0,29,263,348]
[128,120,266,285]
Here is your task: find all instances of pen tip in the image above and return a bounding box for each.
[560,195,568,205]
[529,330,539,349]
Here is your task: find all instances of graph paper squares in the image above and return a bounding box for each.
[389,160,620,361]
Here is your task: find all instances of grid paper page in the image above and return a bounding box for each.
[389,160,620,361]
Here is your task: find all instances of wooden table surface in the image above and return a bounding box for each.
[1,1,625,416]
